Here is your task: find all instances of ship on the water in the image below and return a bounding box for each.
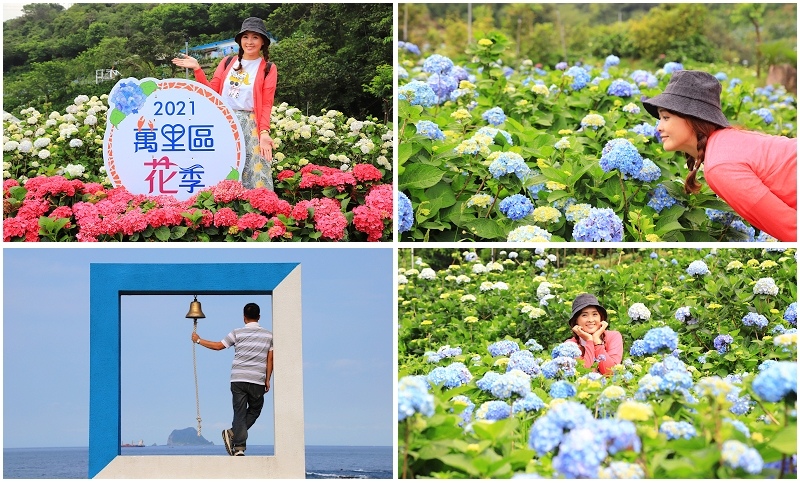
[121,440,145,447]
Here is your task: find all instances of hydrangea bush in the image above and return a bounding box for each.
[398,248,797,478]
[3,97,393,242]
[397,39,796,241]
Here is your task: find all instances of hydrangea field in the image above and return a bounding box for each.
[3,96,392,242]
[398,248,797,478]
[397,37,797,242]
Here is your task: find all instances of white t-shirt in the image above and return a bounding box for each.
[221,58,260,111]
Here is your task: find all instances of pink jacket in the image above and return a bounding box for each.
[192,56,278,133]
[704,128,797,241]
[568,330,623,376]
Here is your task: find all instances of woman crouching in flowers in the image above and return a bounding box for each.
[566,293,623,376]
[642,70,796,241]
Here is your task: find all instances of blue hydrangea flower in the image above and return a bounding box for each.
[675,306,693,324]
[475,400,512,421]
[551,341,581,359]
[742,312,768,329]
[721,440,764,474]
[541,356,577,379]
[607,79,639,97]
[706,208,738,225]
[398,80,437,107]
[630,326,679,356]
[784,302,797,325]
[488,340,520,357]
[476,371,501,391]
[488,152,530,180]
[752,361,796,402]
[631,122,658,138]
[629,70,658,88]
[599,138,644,177]
[599,462,645,479]
[398,375,434,421]
[752,108,774,124]
[549,380,577,399]
[398,191,413,233]
[508,350,541,376]
[573,207,624,242]
[512,392,546,414]
[477,126,514,145]
[753,277,779,296]
[647,184,678,212]
[686,260,710,276]
[660,420,697,440]
[427,362,473,388]
[730,220,756,241]
[714,334,734,354]
[398,41,421,55]
[724,418,751,438]
[729,78,742,88]
[110,81,148,115]
[552,428,607,478]
[426,73,458,103]
[414,120,445,140]
[482,106,507,126]
[528,401,594,455]
[450,65,470,82]
[450,395,474,426]
[422,54,454,74]
[663,62,684,74]
[397,66,409,79]
[604,55,620,69]
[596,419,642,454]
[490,369,532,399]
[555,61,568,71]
[715,72,728,81]
[525,339,544,352]
[507,225,553,242]
[564,66,591,90]
[499,194,534,221]
[425,345,462,363]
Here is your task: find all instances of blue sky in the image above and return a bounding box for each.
[3,247,393,448]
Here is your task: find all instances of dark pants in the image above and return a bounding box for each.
[231,381,265,451]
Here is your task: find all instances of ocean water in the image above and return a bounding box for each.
[4,445,392,479]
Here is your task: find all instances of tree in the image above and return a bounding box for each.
[732,4,767,78]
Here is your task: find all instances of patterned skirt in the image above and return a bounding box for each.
[234,110,273,191]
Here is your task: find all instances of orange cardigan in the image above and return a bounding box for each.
[192,56,278,133]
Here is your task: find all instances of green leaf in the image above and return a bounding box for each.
[437,454,481,477]
[140,80,158,95]
[154,226,170,241]
[170,226,189,240]
[768,423,797,454]
[226,168,240,180]
[460,217,506,240]
[399,164,446,190]
[109,108,125,128]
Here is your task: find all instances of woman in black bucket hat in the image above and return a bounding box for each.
[172,17,277,191]
[642,70,796,242]
[565,293,623,376]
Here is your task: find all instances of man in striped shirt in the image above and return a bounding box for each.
[192,302,274,456]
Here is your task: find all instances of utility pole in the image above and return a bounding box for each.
[467,3,472,45]
[516,17,521,59]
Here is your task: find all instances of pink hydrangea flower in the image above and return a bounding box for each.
[352,164,383,183]
[213,207,238,227]
[237,212,268,231]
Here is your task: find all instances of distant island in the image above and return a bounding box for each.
[167,427,214,446]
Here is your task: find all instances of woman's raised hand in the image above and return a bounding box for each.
[171,54,200,71]
[592,321,609,345]
[572,325,593,343]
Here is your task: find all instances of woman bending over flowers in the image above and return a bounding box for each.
[566,293,623,376]
[642,70,796,241]
[172,17,277,190]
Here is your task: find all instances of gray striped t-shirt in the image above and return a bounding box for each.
[221,322,273,385]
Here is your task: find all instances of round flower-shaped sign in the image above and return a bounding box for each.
[103,77,243,200]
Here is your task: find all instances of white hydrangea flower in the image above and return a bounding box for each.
[37,149,51,159]
[84,114,98,126]
[419,268,437,280]
[64,163,85,177]
[69,138,84,148]
[33,137,51,149]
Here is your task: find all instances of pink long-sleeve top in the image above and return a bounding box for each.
[703,128,797,242]
[192,56,278,134]
[567,330,623,376]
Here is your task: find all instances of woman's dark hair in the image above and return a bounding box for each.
[243,303,260,320]
[235,33,270,72]
[681,115,726,194]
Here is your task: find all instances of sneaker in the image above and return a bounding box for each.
[234,450,245,456]
[222,429,234,456]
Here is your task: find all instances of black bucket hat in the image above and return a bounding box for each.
[642,70,729,127]
[235,17,270,46]
[569,293,608,327]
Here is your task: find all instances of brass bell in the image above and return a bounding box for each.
[185,296,206,319]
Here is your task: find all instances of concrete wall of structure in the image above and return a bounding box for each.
[90,263,305,479]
